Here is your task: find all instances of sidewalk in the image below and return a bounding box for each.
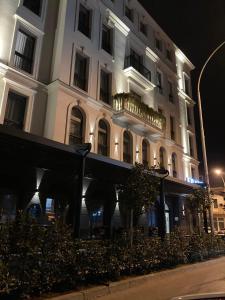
[43,257,225,300]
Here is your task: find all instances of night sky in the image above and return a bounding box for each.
[139,0,225,187]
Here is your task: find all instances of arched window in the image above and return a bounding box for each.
[159,147,166,169]
[123,131,133,163]
[98,119,109,156]
[172,153,177,178]
[69,107,84,145]
[142,139,149,167]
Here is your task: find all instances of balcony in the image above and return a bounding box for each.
[113,93,166,135]
[123,56,155,91]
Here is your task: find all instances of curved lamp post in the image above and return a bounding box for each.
[154,167,169,240]
[197,41,225,234]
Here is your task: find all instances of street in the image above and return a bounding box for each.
[100,257,225,300]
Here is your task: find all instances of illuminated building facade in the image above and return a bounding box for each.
[0,0,199,235]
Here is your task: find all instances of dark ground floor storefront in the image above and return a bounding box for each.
[0,125,200,238]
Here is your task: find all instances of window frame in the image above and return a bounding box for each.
[9,21,43,79]
[0,80,35,132]
[125,5,134,22]
[22,0,43,17]
[155,37,163,52]
[73,51,90,92]
[183,72,191,96]
[140,21,147,36]
[69,107,84,145]
[168,80,174,103]
[170,115,176,141]
[99,69,112,105]
[156,70,163,94]
[101,23,113,55]
[171,153,177,178]
[159,147,166,169]
[97,119,110,157]
[142,139,150,167]
[77,3,92,39]
[14,29,36,75]
[123,131,133,164]
[189,134,194,157]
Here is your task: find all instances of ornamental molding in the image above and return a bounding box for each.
[106,9,130,36]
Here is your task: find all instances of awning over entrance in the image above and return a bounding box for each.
[0,125,197,194]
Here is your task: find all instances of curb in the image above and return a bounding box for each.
[43,257,225,300]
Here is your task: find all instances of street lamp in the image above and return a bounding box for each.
[70,143,91,238]
[153,167,169,240]
[197,41,225,234]
[214,169,225,191]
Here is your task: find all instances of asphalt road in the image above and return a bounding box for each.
[100,257,225,300]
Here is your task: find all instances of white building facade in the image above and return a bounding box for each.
[0,0,199,233]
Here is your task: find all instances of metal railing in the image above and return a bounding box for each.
[124,55,151,82]
[113,93,166,131]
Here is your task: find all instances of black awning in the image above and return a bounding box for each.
[165,177,196,195]
[0,125,197,194]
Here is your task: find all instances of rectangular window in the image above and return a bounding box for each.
[214,199,218,208]
[100,70,111,104]
[130,90,142,102]
[218,218,225,230]
[140,22,147,36]
[187,106,192,125]
[23,0,42,16]
[214,218,218,231]
[155,38,162,51]
[170,116,175,141]
[158,108,163,115]
[166,48,172,61]
[14,29,36,74]
[168,81,173,102]
[4,91,27,130]
[102,25,112,55]
[189,135,194,157]
[156,71,163,94]
[184,74,190,96]
[74,53,89,91]
[125,6,133,22]
[191,166,195,179]
[78,4,91,38]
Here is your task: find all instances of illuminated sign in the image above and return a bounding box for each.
[187,177,205,185]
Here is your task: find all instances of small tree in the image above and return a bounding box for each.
[187,187,213,233]
[118,163,160,245]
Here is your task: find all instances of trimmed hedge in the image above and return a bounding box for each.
[0,216,225,299]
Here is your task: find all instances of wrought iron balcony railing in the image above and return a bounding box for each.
[113,93,166,131]
[124,55,151,82]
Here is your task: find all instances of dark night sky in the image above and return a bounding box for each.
[139,0,225,187]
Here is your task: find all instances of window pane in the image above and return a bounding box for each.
[98,120,108,156]
[100,70,111,104]
[102,25,112,54]
[74,53,89,91]
[23,0,42,16]
[125,6,133,21]
[123,131,132,163]
[4,91,27,129]
[142,140,148,167]
[14,30,35,74]
[69,108,83,145]
[78,4,91,38]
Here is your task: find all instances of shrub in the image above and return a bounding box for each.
[0,217,225,299]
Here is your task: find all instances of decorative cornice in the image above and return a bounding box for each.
[106,9,130,36]
[178,88,196,105]
[145,47,159,63]
[175,49,195,70]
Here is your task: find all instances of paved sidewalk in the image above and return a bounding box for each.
[44,257,225,300]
